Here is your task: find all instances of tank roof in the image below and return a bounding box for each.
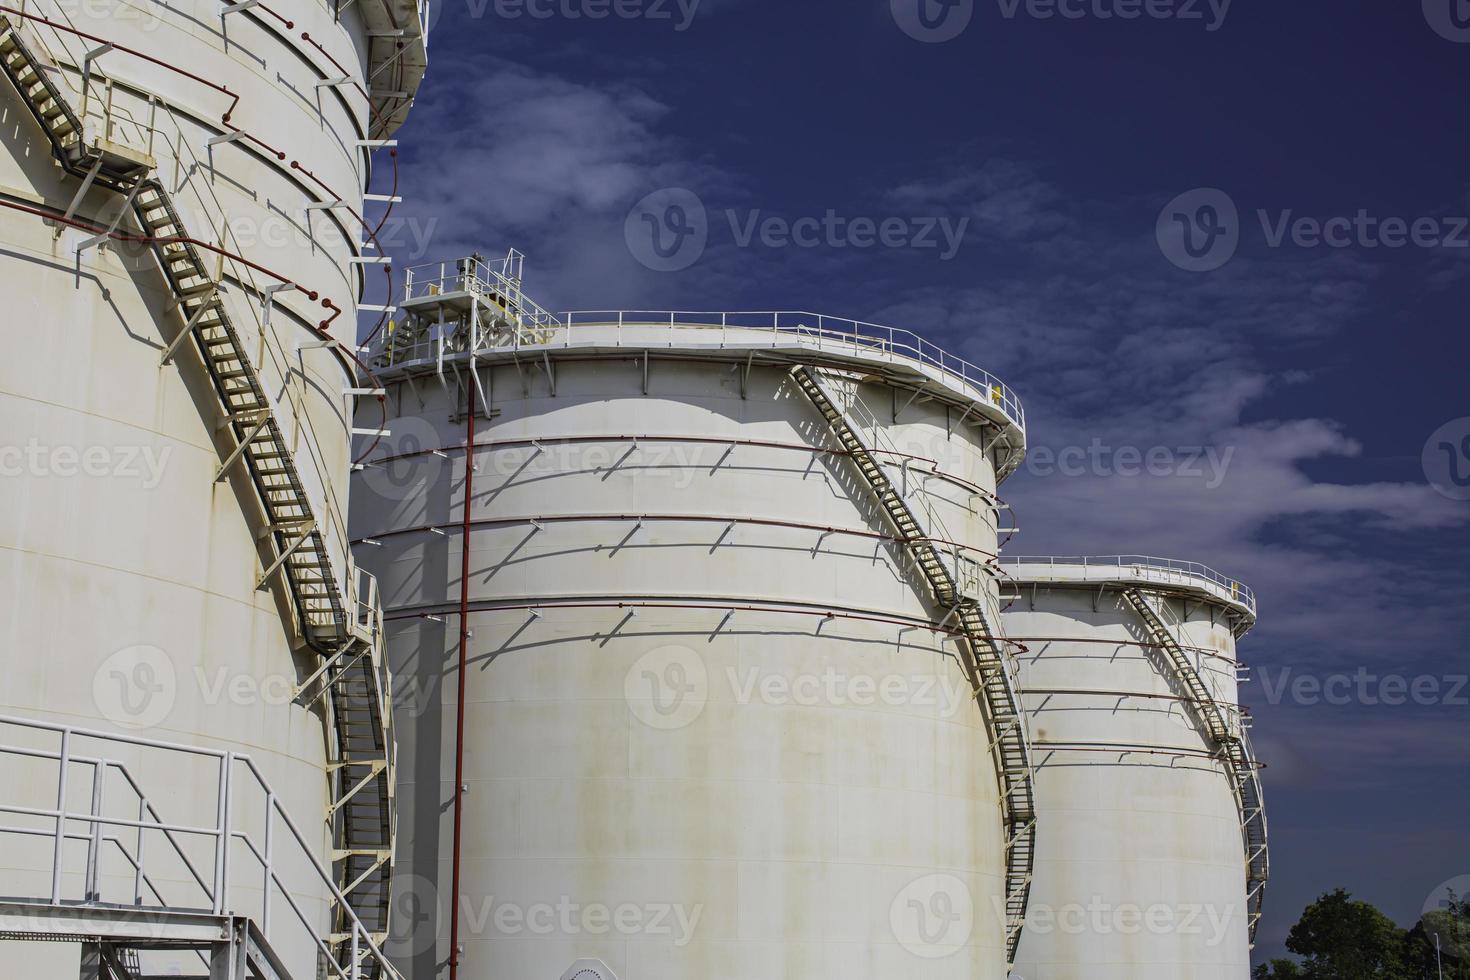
[363,0,429,137]
[374,309,1028,475]
[375,257,1028,475]
[1000,555,1257,622]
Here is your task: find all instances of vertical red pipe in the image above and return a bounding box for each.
[449,388,476,980]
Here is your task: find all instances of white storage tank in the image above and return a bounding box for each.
[351,258,1033,980]
[0,2,425,976]
[1000,557,1267,980]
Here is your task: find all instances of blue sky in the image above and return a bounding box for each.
[374,0,1470,962]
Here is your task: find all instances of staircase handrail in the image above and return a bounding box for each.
[0,713,404,980]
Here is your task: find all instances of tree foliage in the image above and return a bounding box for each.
[1254,889,1470,979]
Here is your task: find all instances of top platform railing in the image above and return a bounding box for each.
[0,713,402,980]
[376,304,1027,435]
[1000,555,1256,616]
[403,257,522,306]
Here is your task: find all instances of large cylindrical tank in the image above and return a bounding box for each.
[351,298,1029,979]
[1000,557,1259,980]
[0,1,424,975]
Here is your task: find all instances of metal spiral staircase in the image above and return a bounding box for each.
[1121,588,1270,942]
[790,365,1037,962]
[0,13,395,975]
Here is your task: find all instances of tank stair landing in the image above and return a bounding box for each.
[0,17,394,976]
[1121,588,1270,942]
[0,13,345,645]
[790,364,1038,963]
[394,251,560,355]
[0,904,295,980]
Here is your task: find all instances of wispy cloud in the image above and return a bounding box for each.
[863,161,1469,682]
[388,56,725,305]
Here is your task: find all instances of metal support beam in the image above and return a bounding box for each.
[255,522,318,591]
[215,415,272,483]
[60,158,105,231]
[161,287,221,366]
[260,282,293,328]
[77,173,146,253]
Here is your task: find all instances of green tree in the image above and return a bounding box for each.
[1284,889,1410,978]
[1403,891,1470,979]
[1254,960,1305,979]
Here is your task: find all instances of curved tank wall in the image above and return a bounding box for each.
[351,322,1027,980]
[1000,559,1257,980]
[0,1,423,974]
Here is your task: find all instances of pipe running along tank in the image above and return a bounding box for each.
[351,253,1035,980]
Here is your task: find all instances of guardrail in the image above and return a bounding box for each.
[18,0,365,627]
[0,714,402,980]
[375,308,1026,434]
[999,555,1256,615]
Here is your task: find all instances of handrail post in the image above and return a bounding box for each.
[263,791,275,938]
[51,728,70,905]
[85,758,105,901]
[211,753,232,914]
[133,793,145,906]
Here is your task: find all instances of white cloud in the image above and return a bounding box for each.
[386,57,726,305]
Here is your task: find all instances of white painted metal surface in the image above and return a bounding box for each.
[0,714,401,979]
[0,2,424,975]
[352,287,1029,979]
[1001,558,1260,980]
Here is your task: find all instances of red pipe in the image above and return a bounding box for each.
[6,0,425,414]
[0,3,397,455]
[4,5,401,334]
[0,196,316,304]
[448,388,475,980]
[0,197,399,437]
[0,6,242,120]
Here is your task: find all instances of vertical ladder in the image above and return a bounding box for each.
[1121,588,1270,942]
[0,15,395,974]
[790,365,1037,962]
